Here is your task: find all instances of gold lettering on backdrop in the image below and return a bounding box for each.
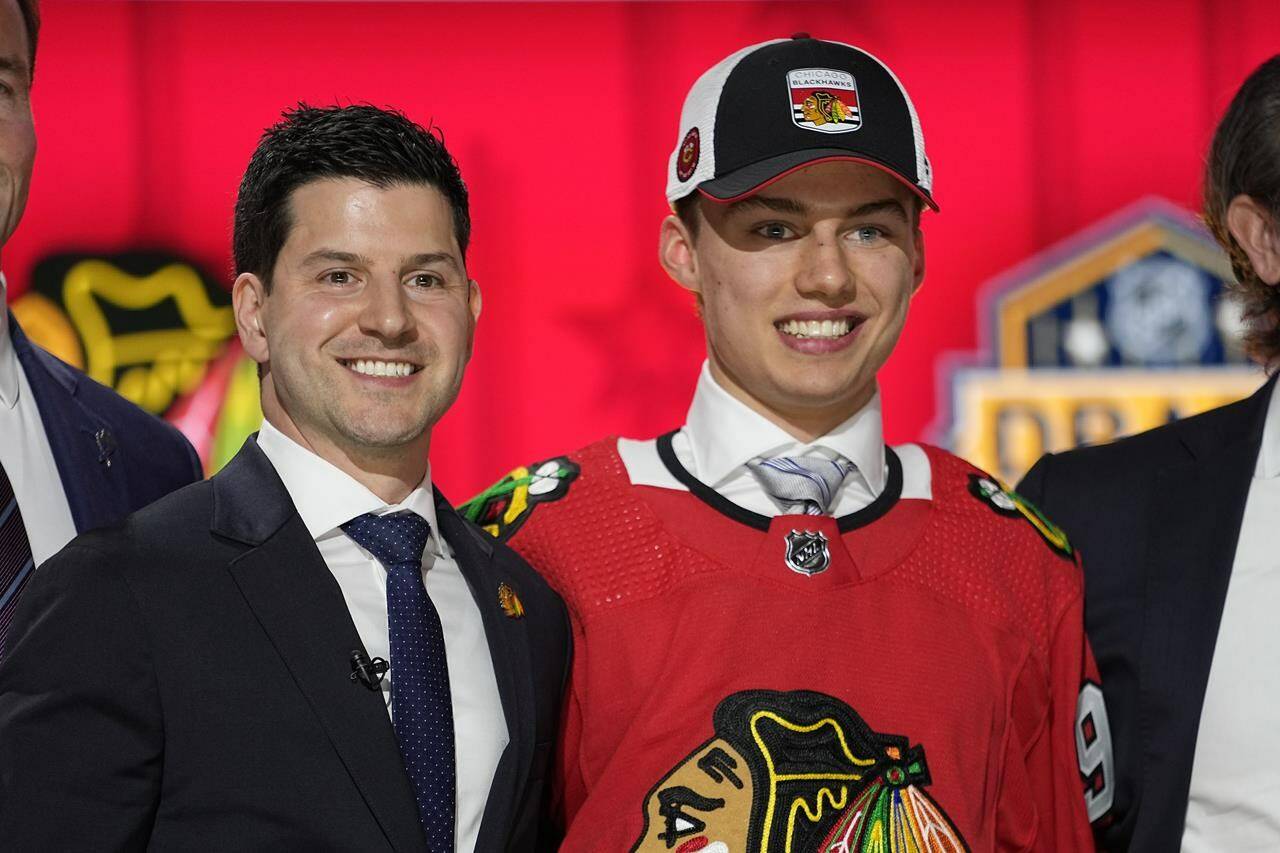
[955,370,1261,484]
[61,260,234,413]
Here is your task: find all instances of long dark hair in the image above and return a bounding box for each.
[1204,56,1280,365]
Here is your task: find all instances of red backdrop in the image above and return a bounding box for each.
[8,0,1280,496]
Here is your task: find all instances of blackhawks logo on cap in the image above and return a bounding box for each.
[788,68,861,133]
[676,127,700,182]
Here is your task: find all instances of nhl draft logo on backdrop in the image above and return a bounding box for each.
[788,68,861,133]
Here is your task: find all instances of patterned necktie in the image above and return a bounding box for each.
[747,454,856,516]
[341,511,455,853]
[0,459,36,662]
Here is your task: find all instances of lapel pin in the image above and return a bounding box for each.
[498,582,525,619]
[94,428,117,468]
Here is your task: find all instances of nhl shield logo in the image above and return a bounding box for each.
[788,68,861,134]
[784,529,831,576]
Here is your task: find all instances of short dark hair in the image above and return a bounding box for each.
[15,0,38,78]
[233,104,471,291]
[1204,55,1280,364]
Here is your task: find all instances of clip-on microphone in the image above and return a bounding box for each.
[349,650,389,691]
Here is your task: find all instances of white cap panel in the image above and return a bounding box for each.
[665,39,788,205]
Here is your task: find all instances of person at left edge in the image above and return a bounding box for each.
[0,0,202,660]
[0,104,571,852]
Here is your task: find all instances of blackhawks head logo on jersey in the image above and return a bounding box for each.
[632,690,968,853]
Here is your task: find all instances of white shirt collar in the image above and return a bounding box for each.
[1257,377,1280,479]
[683,360,886,493]
[0,273,19,410]
[256,419,442,551]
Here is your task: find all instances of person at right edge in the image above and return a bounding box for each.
[464,36,1111,851]
[1017,55,1280,852]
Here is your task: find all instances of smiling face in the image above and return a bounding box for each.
[0,0,34,259]
[234,177,479,476]
[660,162,925,440]
[634,739,754,853]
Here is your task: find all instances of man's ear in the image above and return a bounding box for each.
[232,272,270,366]
[912,228,926,294]
[658,214,701,296]
[467,278,482,323]
[1226,194,1280,285]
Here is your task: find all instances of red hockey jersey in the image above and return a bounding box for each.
[463,437,1111,852]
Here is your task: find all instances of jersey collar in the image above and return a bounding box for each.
[683,360,887,495]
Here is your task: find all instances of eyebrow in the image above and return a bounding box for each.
[725,195,909,222]
[300,249,461,272]
[405,252,462,271]
[0,56,30,80]
[301,250,370,267]
[725,195,809,217]
[850,198,910,221]
[697,746,745,788]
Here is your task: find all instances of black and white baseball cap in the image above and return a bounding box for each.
[666,35,936,211]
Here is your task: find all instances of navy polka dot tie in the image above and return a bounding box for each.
[342,511,455,852]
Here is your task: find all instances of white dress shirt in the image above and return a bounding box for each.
[626,361,903,515]
[1183,379,1280,850]
[0,277,78,566]
[256,420,507,853]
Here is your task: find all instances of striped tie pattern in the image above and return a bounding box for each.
[341,511,455,853]
[747,454,856,516]
[0,460,35,661]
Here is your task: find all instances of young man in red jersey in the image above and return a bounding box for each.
[465,36,1112,851]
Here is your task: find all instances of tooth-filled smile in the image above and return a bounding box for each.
[339,358,422,378]
[775,317,858,339]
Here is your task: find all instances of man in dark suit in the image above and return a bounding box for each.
[1018,56,1280,852]
[0,0,201,655]
[0,103,571,851]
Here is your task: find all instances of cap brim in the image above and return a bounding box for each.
[697,149,938,212]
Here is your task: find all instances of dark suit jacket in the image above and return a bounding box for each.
[1017,374,1274,852]
[0,438,572,851]
[9,312,203,531]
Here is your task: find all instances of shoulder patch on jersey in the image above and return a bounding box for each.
[461,456,580,542]
[631,689,969,853]
[967,474,1073,559]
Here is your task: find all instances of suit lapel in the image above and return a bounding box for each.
[9,315,127,532]
[213,441,427,853]
[1137,376,1273,847]
[435,492,536,852]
